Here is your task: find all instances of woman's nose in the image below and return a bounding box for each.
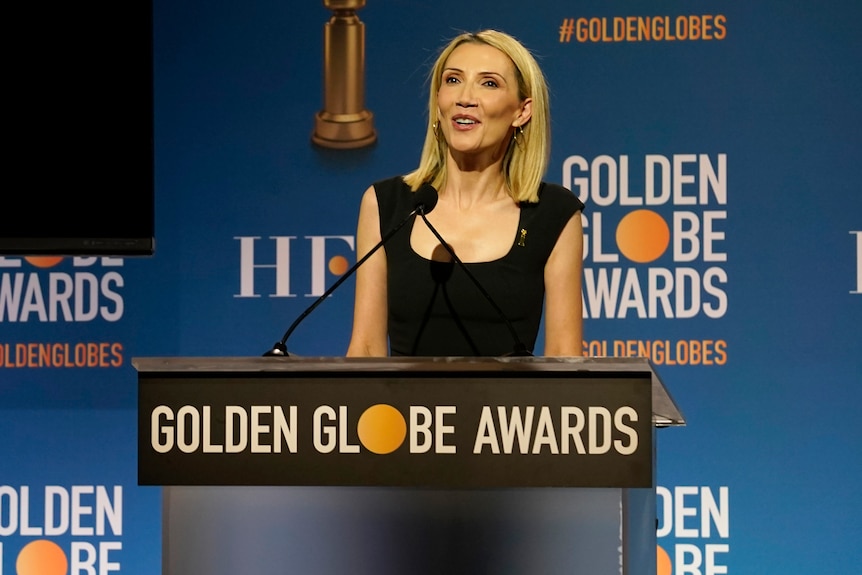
[456,83,478,107]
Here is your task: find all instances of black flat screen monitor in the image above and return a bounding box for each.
[1,3,154,257]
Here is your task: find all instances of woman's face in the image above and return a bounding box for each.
[436,42,530,160]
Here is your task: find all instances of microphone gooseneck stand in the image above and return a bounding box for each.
[263,185,439,356]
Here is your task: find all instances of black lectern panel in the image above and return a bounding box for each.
[139,368,652,487]
[133,356,685,575]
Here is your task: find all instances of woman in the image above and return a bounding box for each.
[347,30,584,357]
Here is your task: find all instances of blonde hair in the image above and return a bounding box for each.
[403,29,551,203]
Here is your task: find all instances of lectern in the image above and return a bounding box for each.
[134,356,684,575]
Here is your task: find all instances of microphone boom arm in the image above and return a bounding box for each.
[263,205,422,356]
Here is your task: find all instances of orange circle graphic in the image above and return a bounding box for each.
[616,209,670,263]
[24,256,64,268]
[17,540,68,575]
[328,255,349,276]
[657,544,672,575]
[357,404,407,454]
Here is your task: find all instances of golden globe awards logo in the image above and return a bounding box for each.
[149,402,640,458]
[0,257,126,368]
[138,371,655,488]
[564,153,728,320]
[0,485,123,574]
[0,257,125,322]
[657,485,730,575]
[564,153,729,366]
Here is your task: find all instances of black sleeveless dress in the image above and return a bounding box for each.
[374,176,584,356]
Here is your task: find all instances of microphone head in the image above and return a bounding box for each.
[414,184,439,214]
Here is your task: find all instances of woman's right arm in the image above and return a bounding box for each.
[346,185,390,356]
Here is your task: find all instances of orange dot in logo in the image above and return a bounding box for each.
[329,255,349,276]
[17,540,68,575]
[24,256,64,268]
[357,404,407,454]
[657,544,672,575]
[616,209,670,263]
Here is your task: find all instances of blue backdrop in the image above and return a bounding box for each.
[2,1,860,573]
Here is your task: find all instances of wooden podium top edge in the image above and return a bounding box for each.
[132,355,653,373]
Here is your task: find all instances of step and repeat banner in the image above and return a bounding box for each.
[2,1,860,573]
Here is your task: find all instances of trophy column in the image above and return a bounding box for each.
[312,0,377,149]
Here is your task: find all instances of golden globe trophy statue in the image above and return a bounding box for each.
[312,0,377,149]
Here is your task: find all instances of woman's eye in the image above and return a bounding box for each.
[444,76,460,84]
[483,80,499,88]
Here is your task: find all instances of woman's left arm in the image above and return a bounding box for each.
[543,212,584,356]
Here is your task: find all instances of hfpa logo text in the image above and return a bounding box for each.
[235,236,355,298]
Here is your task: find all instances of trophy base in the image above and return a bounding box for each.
[312,110,377,149]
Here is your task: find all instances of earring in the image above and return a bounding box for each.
[432,122,439,139]
[513,125,525,147]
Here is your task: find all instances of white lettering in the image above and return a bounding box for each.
[532,407,559,454]
[338,406,360,453]
[226,406,248,452]
[588,407,611,454]
[312,405,359,454]
[313,405,336,453]
[45,485,69,535]
[434,406,457,454]
[473,407,500,454]
[560,406,586,454]
[473,406,639,455]
[235,236,295,298]
[646,155,671,205]
[308,235,354,296]
[613,406,638,455]
[563,153,727,207]
[498,406,534,454]
[674,543,730,575]
[410,406,433,453]
[0,485,123,537]
[583,267,728,319]
[0,271,124,323]
[176,406,200,453]
[152,405,297,454]
[657,485,730,538]
[202,405,223,453]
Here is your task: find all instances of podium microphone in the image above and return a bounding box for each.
[416,198,533,357]
[263,184,439,356]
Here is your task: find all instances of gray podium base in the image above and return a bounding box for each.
[163,486,656,575]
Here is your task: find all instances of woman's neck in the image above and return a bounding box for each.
[442,156,510,207]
